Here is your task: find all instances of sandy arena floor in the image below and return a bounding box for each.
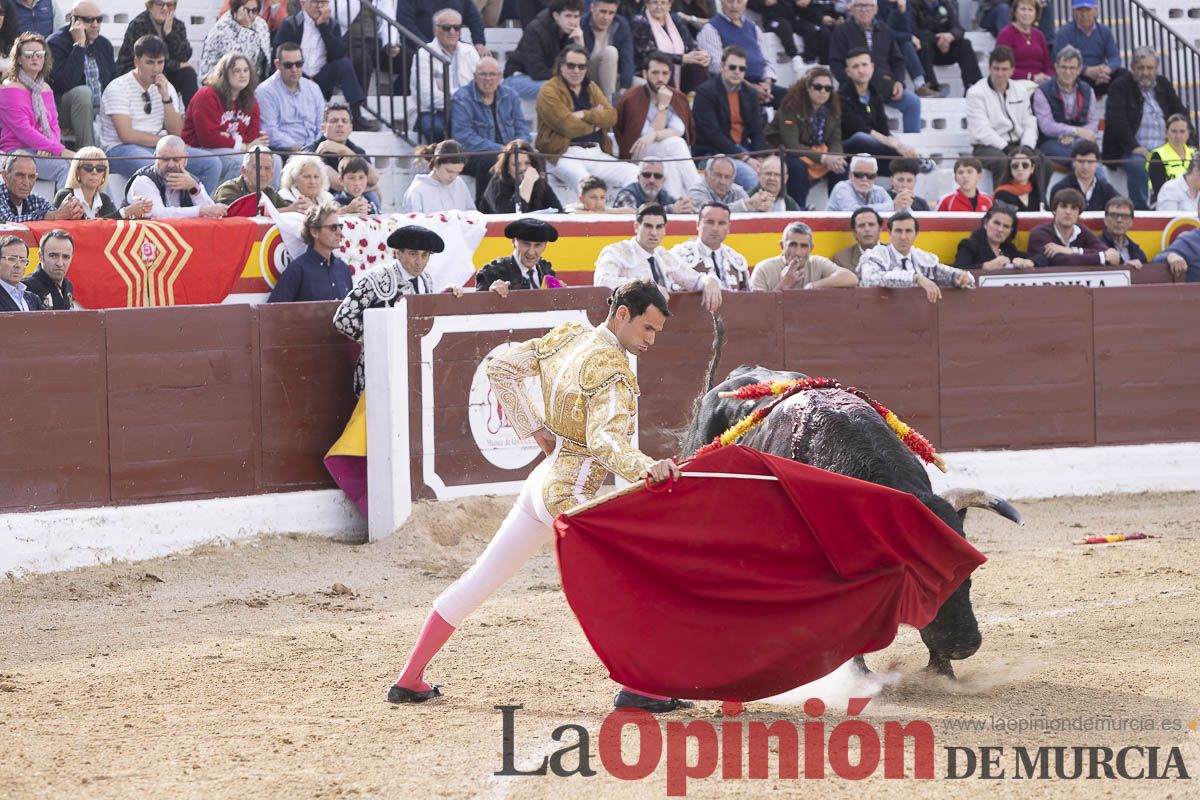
[2,491,1199,799]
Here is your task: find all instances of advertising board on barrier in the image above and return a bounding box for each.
[977,270,1133,288]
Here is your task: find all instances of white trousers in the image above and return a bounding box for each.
[433,450,557,627]
[548,145,639,199]
[638,136,702,200]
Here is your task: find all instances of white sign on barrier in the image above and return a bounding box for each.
[977,270,1132,288]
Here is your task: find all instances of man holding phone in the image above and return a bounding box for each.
[47,1,116,149]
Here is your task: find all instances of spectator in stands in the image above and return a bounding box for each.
[214,146,305,211]
[669,200,751,289]
[827,155,893,213]
[992,145,1043,211]
[888,158,931,211]
[829,0,926,133]
[0,234,43,312]
[402,139,477,213]
[751,220,858,290]
[1151,228,1200,281]
[116,0,197,105]
[747,0,806,77]
[674,0,715,32]
[397,0,489,59]
[569,174,627,212]
[967,45,1039,188]
[0,32,73,189]
[752,155,799,211]
[937,157,992,212]
[257,43,324,156]
[480,139,563,213]
[279,154,334,205]
[1027,187,1118,266]
[631,0,710,93]
[535,44,637,199]
[267,201,353,303]
[593,202,723,309]
[1033,46,1099,172]
[331,157,377,214]
[996,0,1051,82]
[101,35,222,192]
[614,51,699,199]
[183,53,273,186]
[976,0,1011,38]
[910,0,981,98]
[504,0,584,101]
[691,46,766,192]
[339,2,404,101]
[199,0,272,81]
[1052,0,1121,98]
[13,0,54,39]
[832,206,882,271]
[0,152,83,222]
[767,66,847,209]
[1050,139,1117,212]
[697,0,784,108]
[54,146,152,218]
[304,101,380,202]
[453,58,532,205]
[1104,47,1190,212]
[1154,153,1200,212]
[410,7,480,143]
[837,48,922,175]
[582,0,632,100]
[219,0,288,34]
[126,135,228,219]
[1147,114,1196,204]
[614,159,694,213]
[688,155,773,212]
[22,228,75,310]
[0,4,17,74]
[1099,196,1146,268]
[475,217,560,294]
[273,0,380,131]
[859,210,975,301]
[47,1,112,149]
[953,203,1035,270]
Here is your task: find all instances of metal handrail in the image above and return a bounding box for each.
[1053,0,1200,129]
[330,0,452,143]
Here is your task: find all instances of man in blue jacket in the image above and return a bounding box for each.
[47,1,114,149]
[581,0,633,100]
[451,58,533,203]
[274,0,380,130]
[690,46,766,192]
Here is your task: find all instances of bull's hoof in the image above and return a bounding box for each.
[925,654,957,679]
[851,654,873,677]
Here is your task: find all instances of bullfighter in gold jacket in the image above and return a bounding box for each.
[387,281,691,713]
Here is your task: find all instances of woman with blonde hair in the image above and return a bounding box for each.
[279,154,335,206]
[183,52,274,184]
[0,32,73,187]
[52,147,154,219]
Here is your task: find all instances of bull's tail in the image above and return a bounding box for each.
[704,314,726,393]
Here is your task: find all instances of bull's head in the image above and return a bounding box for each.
[919,488,1023,678]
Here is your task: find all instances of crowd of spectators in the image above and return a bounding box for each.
[2,0,1199,316]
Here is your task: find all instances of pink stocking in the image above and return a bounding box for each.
[394,610,456,691]
[622,686,671,700]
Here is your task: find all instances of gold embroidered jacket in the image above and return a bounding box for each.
[487,321,655,516]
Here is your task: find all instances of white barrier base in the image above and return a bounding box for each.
[0,489,365,577]
[2,442,1197,577]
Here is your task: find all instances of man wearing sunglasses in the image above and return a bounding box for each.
[267,201,352,303]
[826,155,894,213]
[409,8,480,143]
[257,42,325,155]
[47,1,115,149]
[691,46,768,194]
[613,160,695,214]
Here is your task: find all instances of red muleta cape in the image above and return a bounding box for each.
[553,445,987,701]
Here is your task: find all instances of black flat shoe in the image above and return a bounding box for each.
[387,684,442,704]
[613,690,694,713]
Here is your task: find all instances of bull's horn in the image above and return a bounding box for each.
[940,488,1024,526]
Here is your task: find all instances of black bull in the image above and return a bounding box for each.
[681,366,1023,678]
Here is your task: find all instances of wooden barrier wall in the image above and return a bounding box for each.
[3,285,1199,513]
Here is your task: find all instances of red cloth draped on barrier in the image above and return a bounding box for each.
[21,219,258,308]
[553,445,987,702]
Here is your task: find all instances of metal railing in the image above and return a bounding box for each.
[1053,0,1200,127]
[330,0,451,143]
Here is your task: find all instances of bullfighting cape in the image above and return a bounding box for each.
[553,445,987,701]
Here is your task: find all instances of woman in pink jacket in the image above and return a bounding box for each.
[0,32,74,188]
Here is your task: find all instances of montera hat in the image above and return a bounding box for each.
[387,225,445,252]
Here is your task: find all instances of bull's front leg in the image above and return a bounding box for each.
[925,651,956,679]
